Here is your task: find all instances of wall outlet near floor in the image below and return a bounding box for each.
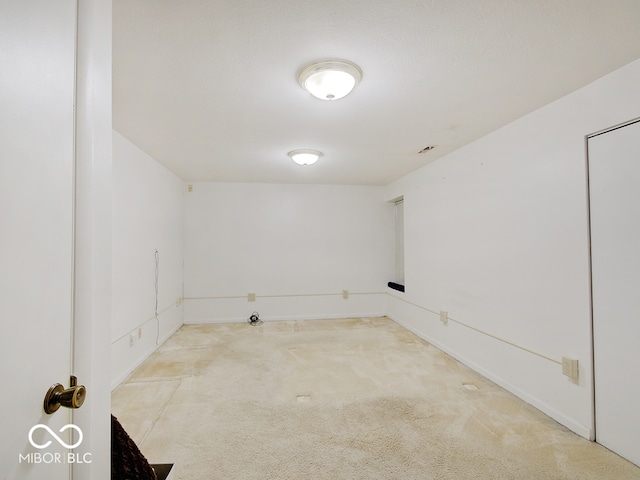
[248,293,256,302]
[440,311,448,325]
[342,290,349,299]
[562,357,579,379]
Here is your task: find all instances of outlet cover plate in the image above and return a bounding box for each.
[562,357,579,379]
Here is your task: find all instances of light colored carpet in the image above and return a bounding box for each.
[112,317,640,479]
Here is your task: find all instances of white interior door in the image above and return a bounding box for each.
[589,119,640,467]
[0,1,78,478]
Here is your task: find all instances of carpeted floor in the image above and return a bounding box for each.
[111,317,640,479]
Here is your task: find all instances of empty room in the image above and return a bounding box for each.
[2,1,639,479]
[107,1,640,477]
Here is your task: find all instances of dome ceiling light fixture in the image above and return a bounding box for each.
[288,149,322,166]
[298,60,363,100]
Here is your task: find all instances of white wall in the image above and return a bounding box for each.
[385,58,640,439]
[111,130,184,388]
[183,182,394,323]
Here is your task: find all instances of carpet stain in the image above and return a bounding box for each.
[113,317,640,480]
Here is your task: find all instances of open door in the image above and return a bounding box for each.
[0,1,77,478]
[1,1,112,478]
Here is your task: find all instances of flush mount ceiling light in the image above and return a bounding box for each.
[298,60,362,100]
[288,149,322,166]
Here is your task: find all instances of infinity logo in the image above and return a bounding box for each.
[28,424,83,449]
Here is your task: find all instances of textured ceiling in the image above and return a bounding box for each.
[113,0,640,185]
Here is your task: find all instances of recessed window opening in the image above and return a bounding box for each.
[388,196,405,292]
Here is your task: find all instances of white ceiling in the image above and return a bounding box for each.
[113,0,640,186]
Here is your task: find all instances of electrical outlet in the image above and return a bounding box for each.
[562,357,579,379]
[175,297,182,307]
[440,311,448,325]
[342,290,349,299]
[187,184,193,192]
[248,293,256,302]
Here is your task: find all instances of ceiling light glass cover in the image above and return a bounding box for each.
[288,149,322,166]
[298,60,362,100]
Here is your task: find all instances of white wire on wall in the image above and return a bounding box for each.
[388,293,561,365]
[111,303,176,346]
[110,250,181,347]
[184,291,386,301]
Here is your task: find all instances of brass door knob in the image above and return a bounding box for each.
[44,376,87,414]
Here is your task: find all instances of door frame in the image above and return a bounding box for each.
[71,1,112,478]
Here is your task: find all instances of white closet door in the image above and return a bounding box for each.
[589,119,640,467]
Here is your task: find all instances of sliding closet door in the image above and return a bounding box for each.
[589,119,640,467]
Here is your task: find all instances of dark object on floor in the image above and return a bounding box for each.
[388,282,405,292]
[248,311,263,326]
[111,414,157,480]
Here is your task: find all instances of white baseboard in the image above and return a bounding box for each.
[184,312,386,324]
